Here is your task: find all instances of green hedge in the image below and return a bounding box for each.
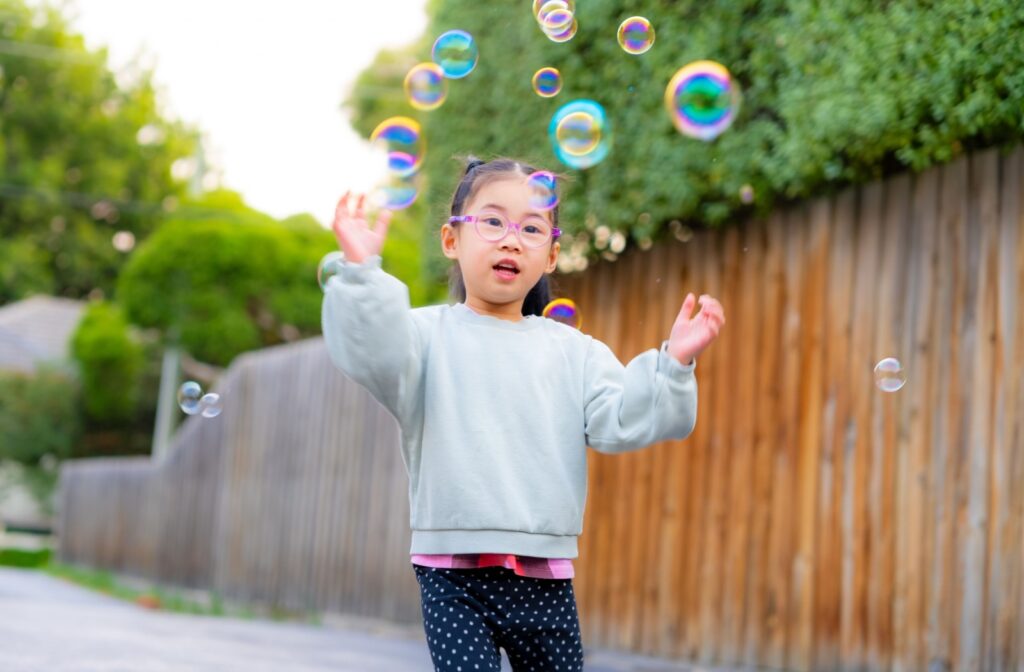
[71,301,142,424]
[350,0,1024,282]
[0,366,81,465]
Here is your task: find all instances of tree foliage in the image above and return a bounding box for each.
[0,0,198,303]
[349,0,1024,282]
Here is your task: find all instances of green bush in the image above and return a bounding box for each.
[71,301,142,424]
[0,366,81,465]
[349,0,1024,281]
[117,204,338,366]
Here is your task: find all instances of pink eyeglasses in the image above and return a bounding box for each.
[448,210,561,249]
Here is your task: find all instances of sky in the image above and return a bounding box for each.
[64,0,429,226]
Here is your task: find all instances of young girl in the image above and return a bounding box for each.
[322,157,724,671]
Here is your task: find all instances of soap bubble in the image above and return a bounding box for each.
[543,298,582,329]
[874,357,906,392]
[545,18,578,43]
[369,177,419,211]
[539,5,574,32]
[432,30,478,79]
[404,62,448,111]
[534,1,578,42]
[177,381,203,415]
[665,60,742,141]
[532,67,563,98]
[617,16,655,55]
[550,99,611,170]
[370,117,425,178]
[740,184,755,203]
[527,171,559,211]
[318,251,346,292]
[532,0,574,19]
[199,393,222,418]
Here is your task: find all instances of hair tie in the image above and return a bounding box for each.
[465,158,485,175]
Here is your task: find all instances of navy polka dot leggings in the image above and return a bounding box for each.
[413,564,585,671]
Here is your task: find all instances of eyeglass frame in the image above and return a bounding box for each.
[447,212,562,249]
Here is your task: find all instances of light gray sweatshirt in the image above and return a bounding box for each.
[321,255,698,559]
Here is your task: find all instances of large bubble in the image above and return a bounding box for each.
[664,60,742,141]
[549,99,611,170]
[432,30,478,79]
[370,117,425,178]
[404,62,448,111]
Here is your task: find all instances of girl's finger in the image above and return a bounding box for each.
[678,293,696,322]
[373,208,393,240]
[335,192,351,225]
[355,193,367,221]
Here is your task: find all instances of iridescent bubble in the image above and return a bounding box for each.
[177,381,203,415]
[545,18,578,43]
[665,60,742,141]
[369,177,419,211]
[533,0,574,21]
[543,298,582,329]
[317,250,346,292]
[539,5,574,32]
[740,184,755,204]
[557,112,601,156]
[432,30,478,79]
[617,16,655,55]
[370,117,425,178]
[550,99,611,170]
[874,357,906,392]
[199,393,222,418]
[404,62,448,111]
[532,67,563,97]
[527,171,559,211]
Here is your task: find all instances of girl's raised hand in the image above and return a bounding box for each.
[667,293,725,365]
[331,191,392,265]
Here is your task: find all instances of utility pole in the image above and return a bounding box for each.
[151,137,206,461]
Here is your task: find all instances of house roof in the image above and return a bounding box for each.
[0,296,85,373]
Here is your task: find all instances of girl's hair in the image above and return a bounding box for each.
[446,156,560,317]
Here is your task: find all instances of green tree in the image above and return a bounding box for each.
[117,189,339,366]
[0,0,198,303]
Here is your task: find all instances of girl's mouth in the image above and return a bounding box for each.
[493,262,520,280]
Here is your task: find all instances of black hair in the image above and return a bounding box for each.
[446,156,561,317]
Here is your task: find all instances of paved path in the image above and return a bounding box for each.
[0,567,706,671]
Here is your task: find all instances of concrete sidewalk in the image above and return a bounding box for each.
[0,567,706,671]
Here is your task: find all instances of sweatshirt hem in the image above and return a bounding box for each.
[410,529,579,559]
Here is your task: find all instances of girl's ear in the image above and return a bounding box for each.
[441,223,459,259]
[545,240,560,273]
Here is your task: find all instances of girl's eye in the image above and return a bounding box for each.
[483,217,504,228]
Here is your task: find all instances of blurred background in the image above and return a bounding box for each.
[1,1,1023,670]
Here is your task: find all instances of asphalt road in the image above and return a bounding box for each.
[0,567,708,671]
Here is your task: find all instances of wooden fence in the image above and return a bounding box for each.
[59,145,1024,670]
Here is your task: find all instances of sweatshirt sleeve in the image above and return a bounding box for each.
[583,338,698,453]
[321,254,421,425]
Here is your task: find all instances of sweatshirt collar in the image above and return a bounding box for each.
[451,302,542,331]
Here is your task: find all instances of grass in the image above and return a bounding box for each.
[0,546,321,625]
[0,547,52,568]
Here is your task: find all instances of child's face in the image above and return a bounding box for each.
[441,174,560,316]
